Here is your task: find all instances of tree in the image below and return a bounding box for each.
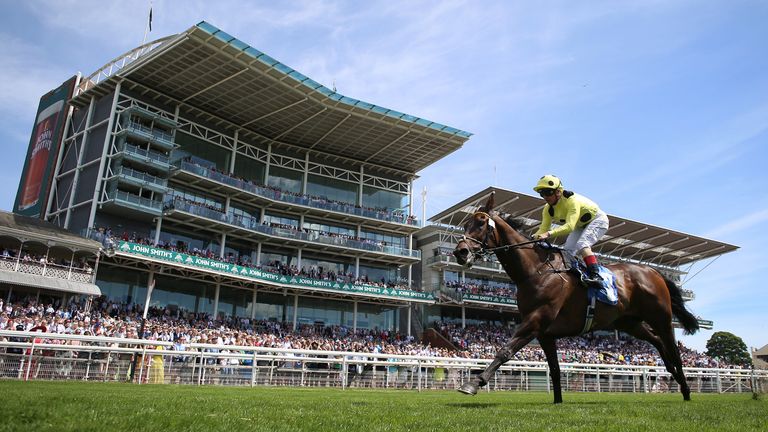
[705,331,752,367]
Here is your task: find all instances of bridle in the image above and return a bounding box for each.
[461,211,567,281]
[461,211,543,259]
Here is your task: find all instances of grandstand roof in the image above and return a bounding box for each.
[0,210,101,252]
[72,21,472,175]
[428,187,738,268]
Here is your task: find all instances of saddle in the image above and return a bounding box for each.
[569,259,619,334]
[569,259,619,306]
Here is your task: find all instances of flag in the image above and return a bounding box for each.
[148,7,153,32]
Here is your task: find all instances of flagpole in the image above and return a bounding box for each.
[142,0,153,45]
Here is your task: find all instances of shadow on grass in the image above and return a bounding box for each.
[446,402,502,409]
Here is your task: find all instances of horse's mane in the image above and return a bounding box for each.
[503,216,529,234]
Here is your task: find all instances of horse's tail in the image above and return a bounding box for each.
[662,275,700,335]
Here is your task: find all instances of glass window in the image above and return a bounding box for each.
[306,174,358,205]
[300,256,354,277]
[149,275,215,315]
[362,185,406,211]
[267,166,302,194]
[356,303,399,331]
[302,218,356,238]
[254,292,294,323]
[263,213,299,229]
[157,228,221,256]
[233,153,265,184]
[360,229,406,249]
[175,131,230,171]
[358,264,398,284]
[217,286,253,319]
[260,249,297,268]
[95,267,148,305]
[295,297,353,327]
[167,187,224,211]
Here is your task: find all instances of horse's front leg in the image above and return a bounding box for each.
[458,317,540,395]
[538,336,562,403]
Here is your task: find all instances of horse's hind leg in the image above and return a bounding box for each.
[539,336,563,404]
[620,319,691,401]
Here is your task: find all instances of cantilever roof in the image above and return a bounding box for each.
[429,187,738,268]
[0,210,101,252]
[72,21,472,175]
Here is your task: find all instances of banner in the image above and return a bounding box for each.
[14,76,77,218]
[117,241,434,302]
[462,293,518,306]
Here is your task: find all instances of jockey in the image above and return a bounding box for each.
[532,175,609,285]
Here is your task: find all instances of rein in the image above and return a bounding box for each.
[464,211,568,280]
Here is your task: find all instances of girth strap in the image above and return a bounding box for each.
[581,295,597,335]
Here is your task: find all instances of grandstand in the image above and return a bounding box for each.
[11,21,471,337]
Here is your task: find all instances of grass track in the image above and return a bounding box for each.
[0,381,765,432]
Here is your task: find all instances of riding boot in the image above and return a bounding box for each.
[582,264,603,285]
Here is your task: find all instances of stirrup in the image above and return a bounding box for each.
[582,273,603,285]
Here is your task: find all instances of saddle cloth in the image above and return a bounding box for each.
[586,265,619,306]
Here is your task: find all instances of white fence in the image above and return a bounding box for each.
[1,331,765,394]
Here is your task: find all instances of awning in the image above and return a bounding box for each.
[0,270,101,296]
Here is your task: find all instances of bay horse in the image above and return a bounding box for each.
[453,192,699,403]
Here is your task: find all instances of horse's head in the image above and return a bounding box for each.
[453,192,499,268]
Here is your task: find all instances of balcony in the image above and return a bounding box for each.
[163,198,421,262]
[0,256,94,284]
[122,105,178,128]
[114,144,172,171]
[107,190,163,216]
[114,166,168,193]
[172,160,420,231]
[118,121,176,152]
[425,254,505,274]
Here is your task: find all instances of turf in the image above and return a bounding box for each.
[0,381,764,432]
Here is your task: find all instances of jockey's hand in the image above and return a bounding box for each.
[534,231,551,241]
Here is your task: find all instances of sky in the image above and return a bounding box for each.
[0,0,766,354]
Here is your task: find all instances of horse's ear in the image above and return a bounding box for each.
[485,191,496,212]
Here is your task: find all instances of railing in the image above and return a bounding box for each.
[0,256,93,283]
[125,121,175,146]
[77,36,175,95]
[175,160,420,227]
[425,254,504,272]
[115,166,167,189]
[123,105,178,128]
[2,331,765,394]
[121,144,171,166]
[164,198,421,258]
[108,190,162,212]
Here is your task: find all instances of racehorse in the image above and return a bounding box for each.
[453,192,699,403]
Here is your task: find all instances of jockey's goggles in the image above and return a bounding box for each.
[539,189,556,197]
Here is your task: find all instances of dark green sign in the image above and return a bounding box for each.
[117,241,434,302]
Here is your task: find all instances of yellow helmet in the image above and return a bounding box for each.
[533,175,563,192]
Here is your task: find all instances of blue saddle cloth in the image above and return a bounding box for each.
[570,259,618,305]
[588,265,619,306]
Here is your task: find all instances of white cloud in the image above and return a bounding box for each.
[704,208,768,239]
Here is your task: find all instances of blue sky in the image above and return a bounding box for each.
[1,0,766,353]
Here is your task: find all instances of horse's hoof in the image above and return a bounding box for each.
[457,382,478,396]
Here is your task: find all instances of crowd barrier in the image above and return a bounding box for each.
[1,331,765,394]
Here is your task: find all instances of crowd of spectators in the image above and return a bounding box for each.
[445,280,517,299]
[0,297,738,369]
[0,247,93,273]
[435,322,735,368]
